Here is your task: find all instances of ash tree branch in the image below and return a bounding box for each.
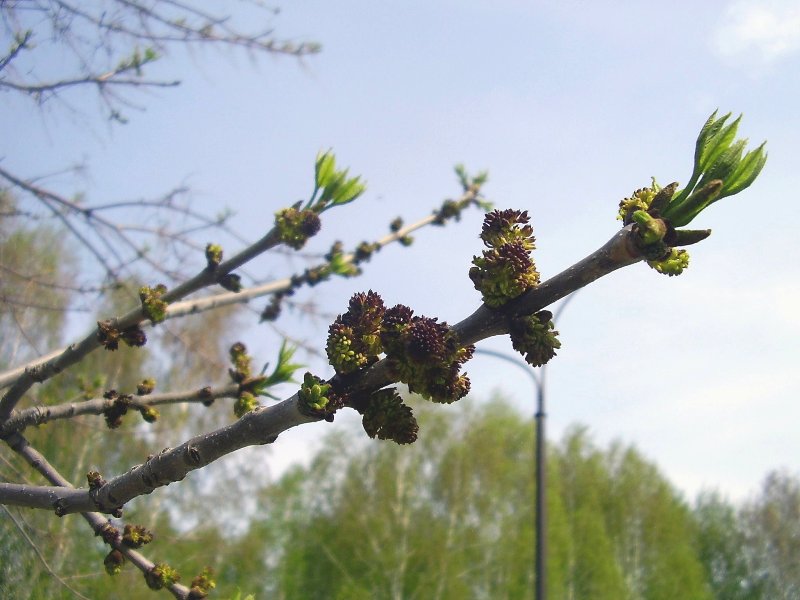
[0,183,482,392]
[0,222,283,422]
[0,383,239,437]
[8,226,645,515]
[166,186,483,319]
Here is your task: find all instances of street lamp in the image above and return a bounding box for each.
[474,293,576,600]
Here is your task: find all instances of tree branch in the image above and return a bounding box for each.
[0,383,239,437]
[4,430,194,598]
[6,225,644,514]
[0,223,283,422]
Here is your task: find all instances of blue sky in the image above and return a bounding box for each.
[3,0,799,501]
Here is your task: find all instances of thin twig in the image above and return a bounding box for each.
[0,383,239,437]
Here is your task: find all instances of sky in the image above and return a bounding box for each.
[2,0,799,502]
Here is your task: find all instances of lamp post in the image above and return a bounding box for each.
[474,293,575,600]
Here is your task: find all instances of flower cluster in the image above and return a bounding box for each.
[189,567,216,599]
[227,342,261,418]
[145,563,181,590]
[326,290,385,374]
[139,284,168,324]
[509,310,561,367]
[385,312,474,404]
[274,207,322,250]
[104,550,125,576]
[97,321,147,351]
[122,524,154,549]
[228,342,251,382]
[298,372,345,421]
[647,248,689,276]
[321,291,474,443]
[326,291,473,405]
[359,388,419,445]
[469,209,540,307]
[102,389,132,429]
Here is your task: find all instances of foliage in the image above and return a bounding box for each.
[235,400,714,598]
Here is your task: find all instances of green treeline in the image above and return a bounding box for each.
[2,393,798,599]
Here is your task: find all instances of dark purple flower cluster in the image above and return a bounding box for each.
[470,209,540,307]
[326,292,474,404]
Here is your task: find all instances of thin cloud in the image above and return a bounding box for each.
[712,0,800,66]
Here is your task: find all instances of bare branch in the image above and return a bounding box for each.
[0,28,31,72]
[1,0,320,119]
[0,382,238,436]
[0,221,283,421]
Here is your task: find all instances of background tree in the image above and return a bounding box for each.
[244,399,714,599]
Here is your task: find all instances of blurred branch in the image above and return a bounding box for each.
[0,383,239,437]
[0,221,283,422]
[1,0,320,119]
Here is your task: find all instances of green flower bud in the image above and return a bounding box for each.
[234,392,259,418]
[648,248,689,276]
[145,563,181,590]
[205,243,223,269]
[275,207,321,250]
[299,372,332,413]
[632,210,668,246]
[136,378,156,395]
[139,405,159,423]
[122,524,154,548]
[139,284,168,324]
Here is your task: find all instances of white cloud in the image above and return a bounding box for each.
[712,0,800,66]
